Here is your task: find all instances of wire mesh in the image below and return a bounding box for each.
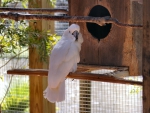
[0,51,29,113]
[56,79,80,113]
[56,76,142,113]
[1,75,29,113]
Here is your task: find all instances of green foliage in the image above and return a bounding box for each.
[0,0,60,61]
[0,19,60,61]
[24,26,60,61]
[2,0,56,7]
[49,0,56,6]
[1,79,29,112]
[0,20,26,55]
[130,86,142,94]
[1,0,28,8]
[0,75,4,81]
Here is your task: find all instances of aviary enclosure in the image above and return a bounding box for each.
[0,0,149,113]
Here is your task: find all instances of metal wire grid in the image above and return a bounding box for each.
[0,52,29,113]
[56,76,142,113]
[56,79,80,113]
[1,75,29,113]
[91,80,142,113]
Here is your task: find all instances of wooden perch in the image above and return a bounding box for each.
[0,8,68,14]
[0,12,143,28]
[7,65,143,86]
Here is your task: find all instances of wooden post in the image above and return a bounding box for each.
[29,0,55,113]
[143,0,150,113]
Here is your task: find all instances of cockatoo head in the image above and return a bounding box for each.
[63,24,80,42]
[68,24,80,41]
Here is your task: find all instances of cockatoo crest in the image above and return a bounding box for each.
[62,24,81,42]
[68,24,80,33]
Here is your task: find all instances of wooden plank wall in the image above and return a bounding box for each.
[143,0,150,113]
[69,0,142,76]
[29,0,55,113]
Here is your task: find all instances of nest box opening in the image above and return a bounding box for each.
[86,5,112,41]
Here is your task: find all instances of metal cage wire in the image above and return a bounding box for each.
[56,77,142,113]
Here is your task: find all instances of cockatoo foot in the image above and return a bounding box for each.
[69,72,73,75]
[68,72,75,81]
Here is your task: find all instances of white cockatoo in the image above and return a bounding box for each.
[44,24,83,103]
[131,0,143,4]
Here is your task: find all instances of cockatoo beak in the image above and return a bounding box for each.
[72,30,79,41]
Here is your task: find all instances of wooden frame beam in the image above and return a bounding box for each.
[7,65,142,86]
[143,0,150,112]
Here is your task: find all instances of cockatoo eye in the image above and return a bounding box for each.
[72,30,79,41]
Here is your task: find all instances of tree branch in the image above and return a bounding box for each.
[0,75,13,105]
[0,12,143,28]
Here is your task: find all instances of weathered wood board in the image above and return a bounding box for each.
[69,0,142,76]
[142,0,150,112]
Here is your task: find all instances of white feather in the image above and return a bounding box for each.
[44,24,83,103]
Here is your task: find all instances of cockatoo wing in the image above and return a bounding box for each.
[48,38,79,88]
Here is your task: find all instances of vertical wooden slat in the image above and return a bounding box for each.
[79,80,91,113]
[143,0,150,113]
[131,2,143,76]
[29,0,55,113]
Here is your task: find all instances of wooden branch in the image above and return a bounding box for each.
[7,69,143,86]
[7,69,48,76]
[68,73,143,86]
[0,12,143,28]
[106,17,143,28]
[0,8,68,14]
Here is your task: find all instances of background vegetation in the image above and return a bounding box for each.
[1,77,29,112]
[0,0,59,112]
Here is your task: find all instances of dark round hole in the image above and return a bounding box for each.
[86,5,112,41]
